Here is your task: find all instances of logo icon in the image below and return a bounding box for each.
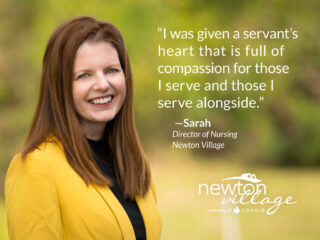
[233,206,240,214]
[223,173,261,183]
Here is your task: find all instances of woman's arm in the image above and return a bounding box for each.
[5,153,63,240]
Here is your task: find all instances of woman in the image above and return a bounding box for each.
[5,16,162,240]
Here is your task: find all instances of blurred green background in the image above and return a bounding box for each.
[0,0,319,239]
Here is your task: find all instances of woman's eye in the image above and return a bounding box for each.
[77,73,89,79]
[106,68,119,73]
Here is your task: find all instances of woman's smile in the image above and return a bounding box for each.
[88,95,113,105]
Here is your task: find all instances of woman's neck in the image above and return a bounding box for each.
[80,121,106,141]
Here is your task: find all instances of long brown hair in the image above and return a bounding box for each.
[21,16,151,199]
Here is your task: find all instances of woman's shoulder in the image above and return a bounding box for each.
[7,136,66,176]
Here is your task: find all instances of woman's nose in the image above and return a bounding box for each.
[93,72,110,90]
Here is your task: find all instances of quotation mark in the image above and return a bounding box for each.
[256,96,264,108]
[157,27,166,39]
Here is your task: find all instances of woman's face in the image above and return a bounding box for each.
[72,41,126,133]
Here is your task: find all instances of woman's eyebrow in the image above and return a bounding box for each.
[105,63,122,68]
[74,63,122,73]
[74,68,93,74]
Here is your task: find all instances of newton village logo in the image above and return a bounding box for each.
[199,173,297,215]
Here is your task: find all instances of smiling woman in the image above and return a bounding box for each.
[5,16,162,240]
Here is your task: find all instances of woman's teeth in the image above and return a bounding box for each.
[89,96,112,104]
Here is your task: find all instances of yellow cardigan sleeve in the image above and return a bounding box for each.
[5,152,63,240]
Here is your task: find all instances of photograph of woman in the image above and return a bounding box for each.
[5,16,162,240]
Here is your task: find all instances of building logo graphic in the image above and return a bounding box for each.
[223,173,261,183]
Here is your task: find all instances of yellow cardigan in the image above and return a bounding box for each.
[5,138,162,240]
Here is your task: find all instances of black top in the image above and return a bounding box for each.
[87,137,146,240]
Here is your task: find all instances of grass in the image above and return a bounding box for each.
[151,147,320,240]
[1,148,319,240]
